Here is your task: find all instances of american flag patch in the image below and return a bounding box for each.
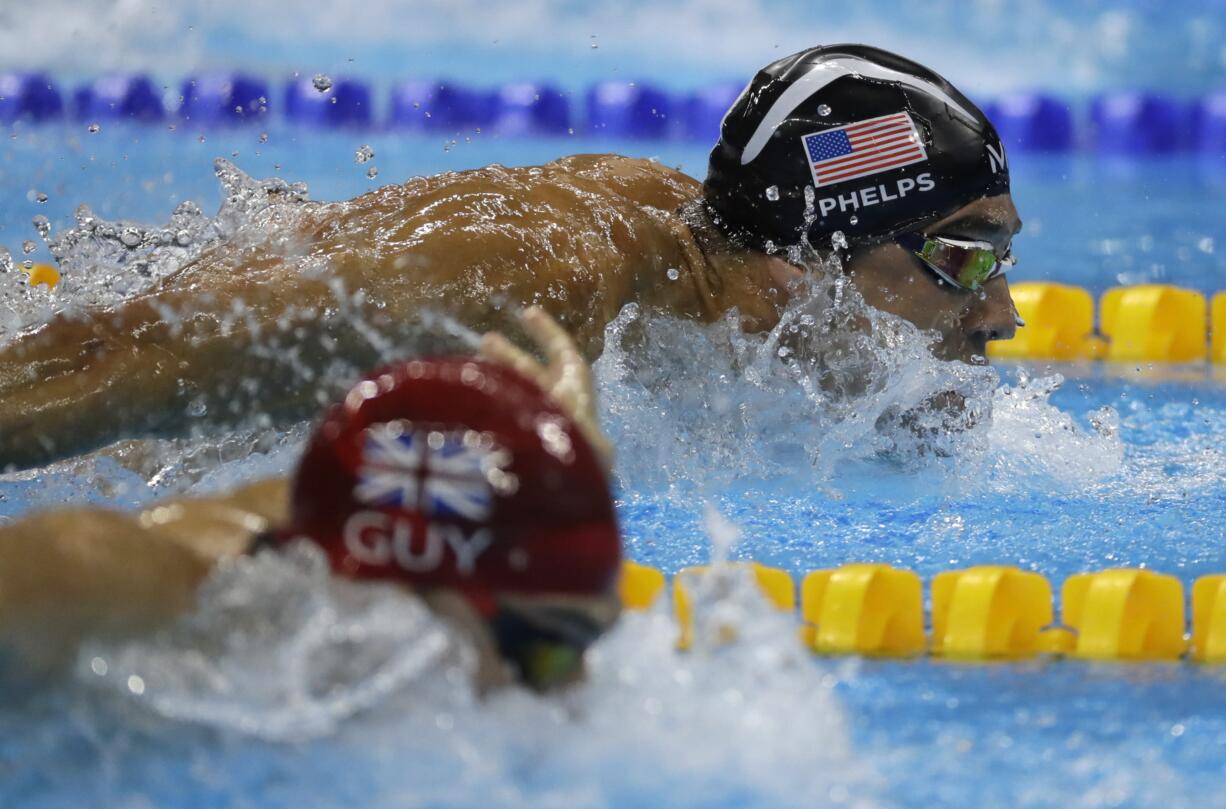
[354,422,509,522]
[801,112,927,188]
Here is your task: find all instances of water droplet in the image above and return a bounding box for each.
[567,127,575,135]
[366,166,379,179]
[312,73,333,93]
[127,675,146,695]
[119,227,143,248]
[849,215,859,225]
[831,231,848,250]
[259,132,269,144]
[198,134,206,143]
[175,229,192,246]
[354,144,375,164]
[666,267,680,281]
[187,399,207,417]
[87,123,100,133]
[21,240,36,255]
[0,247,12,273]
[765,185,780,202]
[817,104,832,117]
[31,215,50,239]
[35,191,48,203]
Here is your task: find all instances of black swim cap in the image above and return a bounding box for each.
[704,44,1010,252]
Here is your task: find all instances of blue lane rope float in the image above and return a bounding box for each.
[1090,91,1196,154]
[494,83,571,136]
[679,81,744,143]
[73,74,164,123]
[3,71,1226,155]
[1198,91,1226,153]
[284,75,373,127]
[0,72,63,122]
[620,561,1226,664]
[180,73,270,124]
[585,79,673,139]
[983,93,1075,152]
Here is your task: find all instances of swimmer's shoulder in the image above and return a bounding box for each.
[548,154,703,207]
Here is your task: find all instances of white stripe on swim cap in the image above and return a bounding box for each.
[739,56,977,165]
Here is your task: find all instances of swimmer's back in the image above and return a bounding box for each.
[0,156,721,469]
[311,154,714,352]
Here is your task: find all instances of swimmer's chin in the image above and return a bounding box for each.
[939,342,992,367]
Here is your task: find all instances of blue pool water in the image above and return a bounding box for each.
[2,122,1226,809]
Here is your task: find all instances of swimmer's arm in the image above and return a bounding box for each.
[480,306,615,471]
[0,477,288,666]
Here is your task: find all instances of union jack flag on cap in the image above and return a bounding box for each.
[354,422,511,522]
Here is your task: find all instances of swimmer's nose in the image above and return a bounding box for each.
[964,277,1017,347]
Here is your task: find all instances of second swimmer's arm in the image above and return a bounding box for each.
[0,478,289,666]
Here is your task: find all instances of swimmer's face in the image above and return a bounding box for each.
[842,194,1022,364]
[491,591,621,692]
[424,586,620,693]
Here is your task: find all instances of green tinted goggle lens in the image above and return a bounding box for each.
[901,234,1013,291]
[521,642,583,689]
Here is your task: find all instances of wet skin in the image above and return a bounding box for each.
[0,156,1019,468]
[0,155,783,469]
[0,309,619,693]
[844,194,1022,364]
[766,193,1023,364]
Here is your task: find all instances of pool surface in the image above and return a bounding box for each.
[2,122,1226,808]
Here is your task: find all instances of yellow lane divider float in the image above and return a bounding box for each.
[802,564,924,656]
[1213,292,1226,365]
[672,563,794,649]
[20,262,60,289]
[1192,576,1226,663]
[1062,569,1185,660]
[989,283,1103,361]
[988,282,1226,364]
[618,560,1226,664]
[931,566,1066,658]
[1100,285,1206,363]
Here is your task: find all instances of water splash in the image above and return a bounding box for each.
[69,505,874,806]
[0,159,314,339]
[81,542,464,741]
[592,258,1122,499]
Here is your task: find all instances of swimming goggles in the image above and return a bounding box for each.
[492,592,620,690]
[895,232,1016,291]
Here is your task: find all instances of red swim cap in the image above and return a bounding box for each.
[278,358,620,616]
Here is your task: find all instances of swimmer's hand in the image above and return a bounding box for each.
[479,307,614,473]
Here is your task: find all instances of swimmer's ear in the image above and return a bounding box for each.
[479,307,614,474]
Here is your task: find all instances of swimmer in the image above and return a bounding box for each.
[0,308,620,693]
[0,44,1020,469]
